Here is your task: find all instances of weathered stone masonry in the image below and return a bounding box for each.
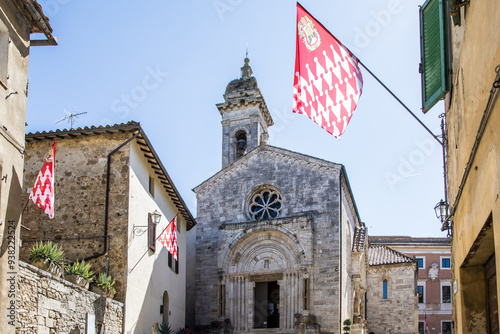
[16,261,123,333]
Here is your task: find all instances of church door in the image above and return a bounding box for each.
[254,281,280,329]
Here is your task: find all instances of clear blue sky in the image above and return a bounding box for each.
[26,0,447,237]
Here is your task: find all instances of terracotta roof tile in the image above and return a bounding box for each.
[368,246,414,266]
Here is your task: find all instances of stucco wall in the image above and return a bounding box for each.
[445,1,500,333]
[16,261,123,333]
[366,264,417,334]
[124,142,187,333]
[0,1,33,333]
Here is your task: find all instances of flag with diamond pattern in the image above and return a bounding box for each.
[158,215,178,260]
[29,140,56,219]
[293,3,363,138]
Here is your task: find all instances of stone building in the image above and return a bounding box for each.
[188,58,418,334]
[0,1,56,332]
[418,0,500,332]
[370,236,452,334]
[366,245,418,334]
[20,122,196,333]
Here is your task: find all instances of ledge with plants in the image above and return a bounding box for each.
[28,241,64,278]
[65,260,94,289]
[92,273,116,299]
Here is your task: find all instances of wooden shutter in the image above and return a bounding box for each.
[148,213,156,252]
[420,0,450,113]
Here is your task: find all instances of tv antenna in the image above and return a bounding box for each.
[55,109,87,129]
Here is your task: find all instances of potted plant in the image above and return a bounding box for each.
[28,241,64,277]
[65,260,94,289]
[158,323,173,334]
[343,318,352,334]
[93,273,116,298]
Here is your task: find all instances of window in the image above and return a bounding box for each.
[442,285,451,303]
[419,0,450,112]
[417,285,424,303]
[383,279,388,299]
[416,257,425,269]
[235,130,247,158]
[442,257,451,269]
[168,247,179,274]
[248,186,283,221]
[418,322,425,334]
[148,176,154,197]
[442,321,452,334]
[148,213,156,252]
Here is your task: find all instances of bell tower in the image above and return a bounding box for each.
[216,58,274,168]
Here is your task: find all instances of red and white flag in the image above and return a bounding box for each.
[29,140,56,219]
[158,215,178,260]
[293,3,363,138]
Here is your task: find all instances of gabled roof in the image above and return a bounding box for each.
[26,122,196,230]
[368,245,414,266]
[193,144,343,193]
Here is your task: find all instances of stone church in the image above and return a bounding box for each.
[188,58,418,334]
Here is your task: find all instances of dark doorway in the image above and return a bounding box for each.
[254,281,279,328]
[486,256,499,334]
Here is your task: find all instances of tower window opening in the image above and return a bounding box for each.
[235,131,247,158]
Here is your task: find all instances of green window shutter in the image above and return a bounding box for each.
[420,0,450,113]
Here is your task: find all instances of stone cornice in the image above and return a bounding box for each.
[216,96,273,127]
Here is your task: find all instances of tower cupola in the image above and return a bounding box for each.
[217,58,273,168]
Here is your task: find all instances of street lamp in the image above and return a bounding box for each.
[434,200,448,223]
[132,210,162,237]
[150,210,162,225]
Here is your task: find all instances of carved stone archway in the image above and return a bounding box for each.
[222,228,304,332]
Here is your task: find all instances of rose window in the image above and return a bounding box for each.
[248,188,282,221]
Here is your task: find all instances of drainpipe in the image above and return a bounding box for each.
[84,130,141,277]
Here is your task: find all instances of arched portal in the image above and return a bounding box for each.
[222,229,305,331]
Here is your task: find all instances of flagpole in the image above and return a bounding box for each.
[357,60,443,146]
[128,212,179,274]
[21,197,30,216]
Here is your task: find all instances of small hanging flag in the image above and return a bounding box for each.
[29,140,56,219]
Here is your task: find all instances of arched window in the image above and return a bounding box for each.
[383,279,388,299]
[162,291,169,325]
[235,130,247,158]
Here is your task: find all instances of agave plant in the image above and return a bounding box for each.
[158,323,174,334]
[65,260,94,282]
[95,273,116,296]
[28,241,64,266]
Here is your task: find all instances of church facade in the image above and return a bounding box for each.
[189,59,417,334]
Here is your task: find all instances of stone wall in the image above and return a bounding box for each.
[21,132,132,301]
[16,261,123,333]
[366,263,417,334]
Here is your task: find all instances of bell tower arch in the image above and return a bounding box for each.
[217,58,274,168]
